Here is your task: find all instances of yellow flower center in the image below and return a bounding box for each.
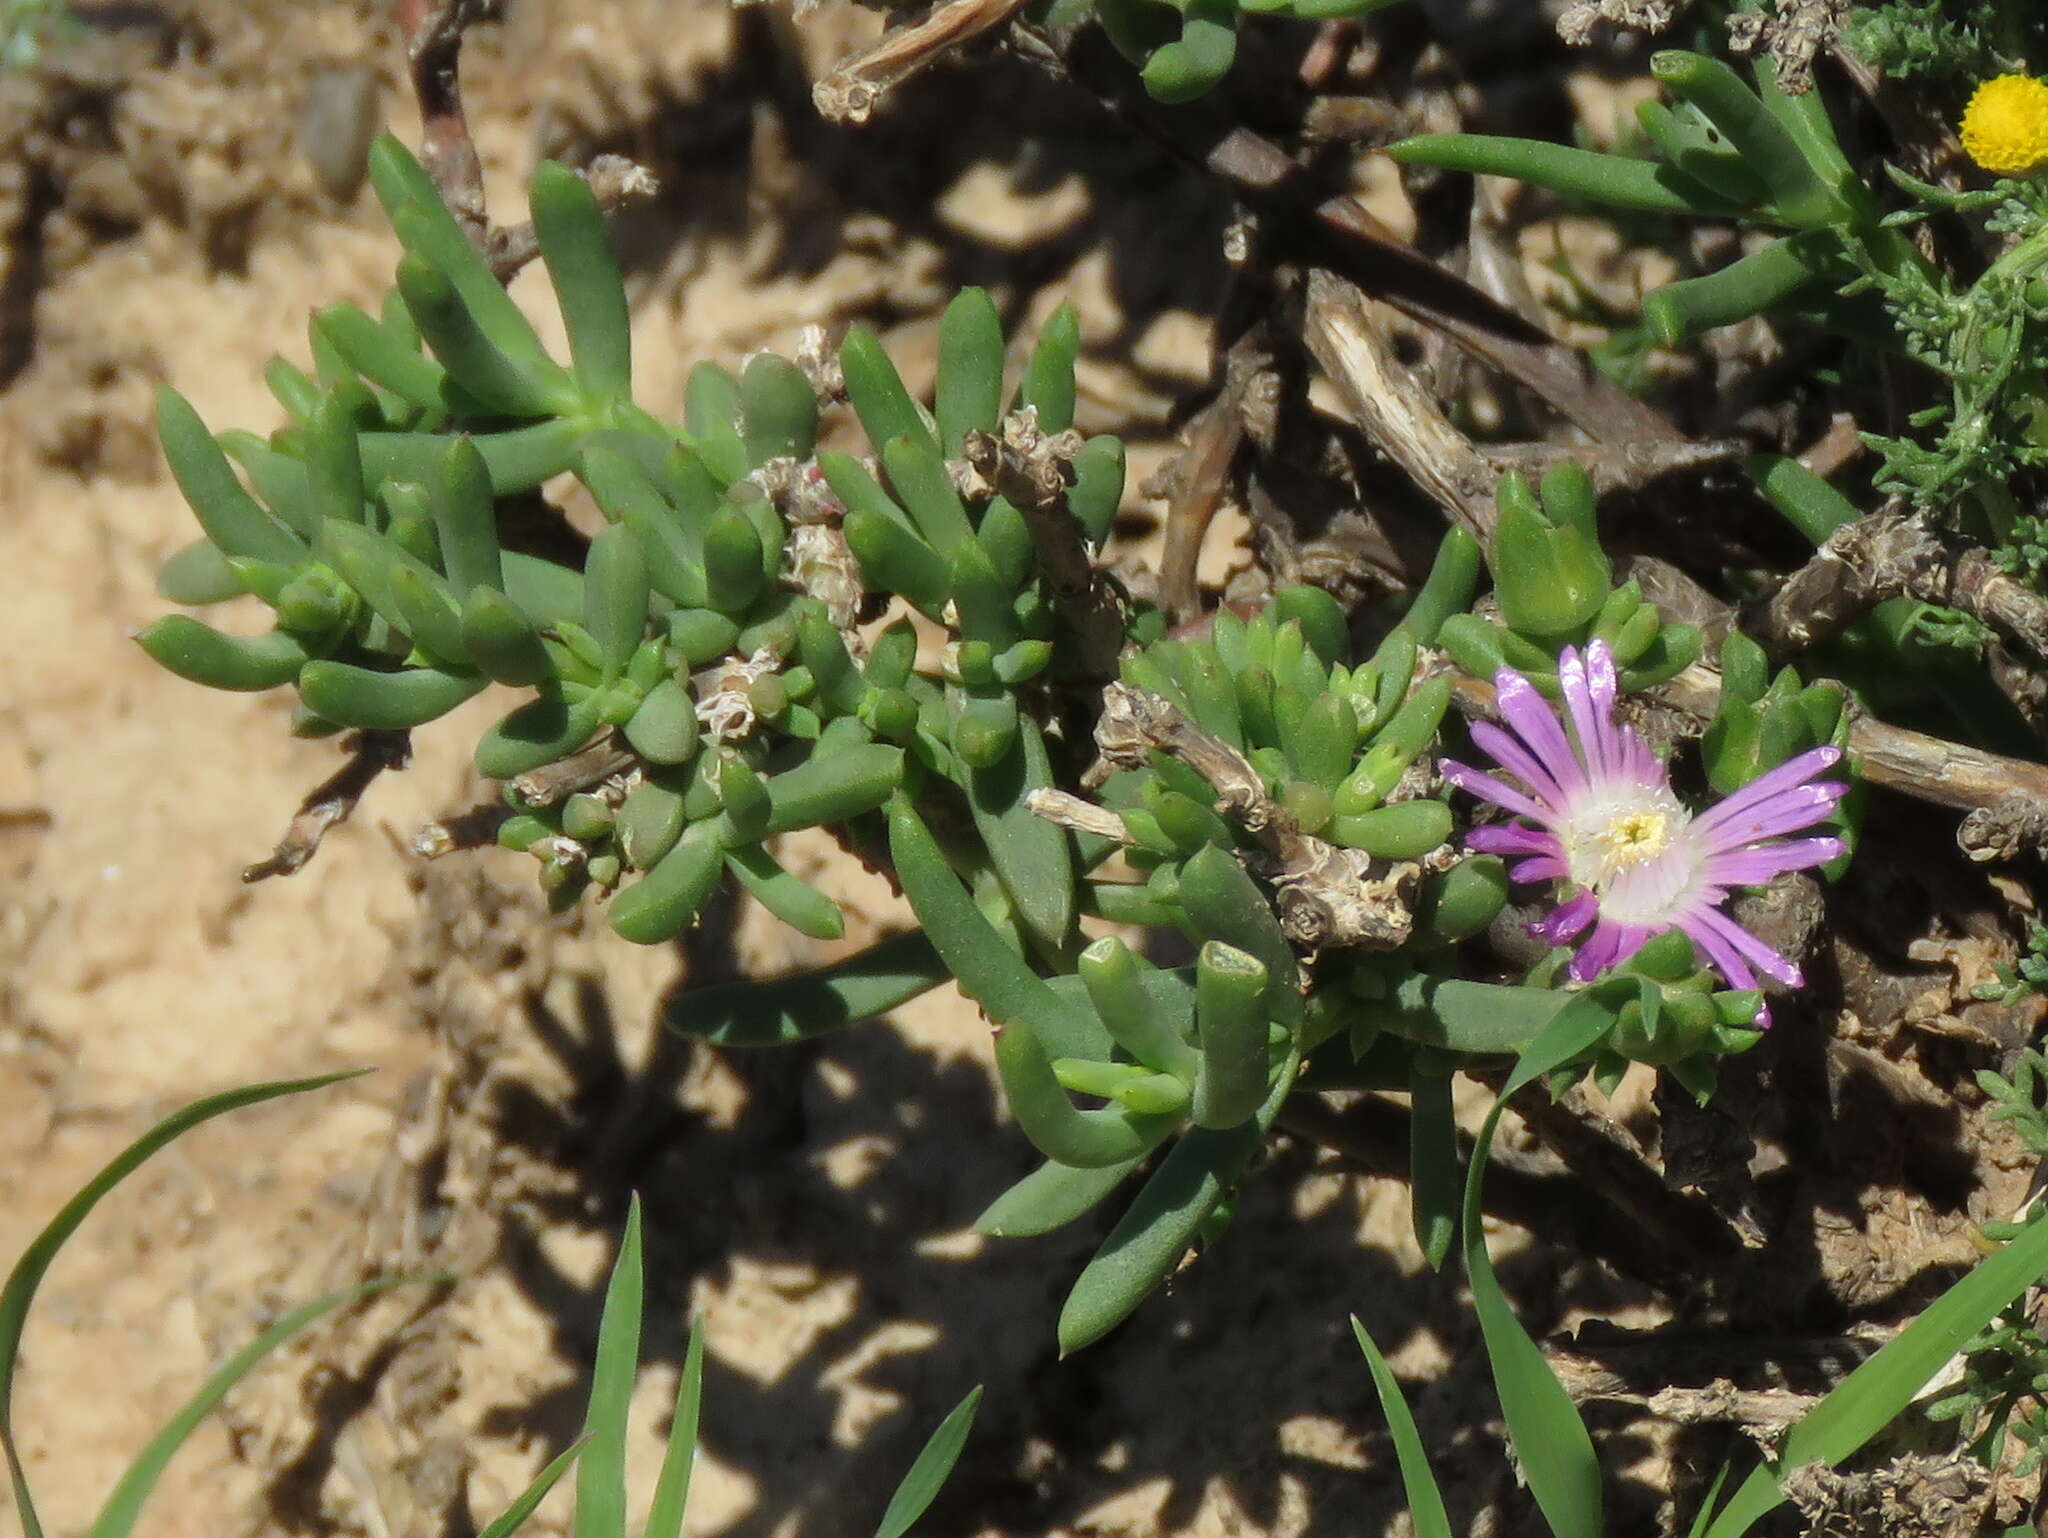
[1961,74,2048,177]
[1585,809,1674,883]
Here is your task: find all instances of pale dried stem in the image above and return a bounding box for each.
[963,416,1126,676]
[395,2,656,280]
[508,740,635,809]
[1155,331,1272,621]
[410,803,513,859]
[1303,270,1499,539]
[245,730,413,882]
[1748,511,2048,665]
[814,0,1035,125]
[1024,789,1127,843]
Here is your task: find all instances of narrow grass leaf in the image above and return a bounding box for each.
[871,1386,983,1538]
[90,1274,437,1538]
[476,1438,590,1538]
[1683,1460,1731,1538]
[1703,1208,2048,1537]
[0,1070,363,1538]
[643,1315,706,1538]
[1350,1317,1452,1538]
[575,1196,644,1538]
[1463,991,1614,1538]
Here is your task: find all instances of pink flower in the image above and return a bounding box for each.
[1439,640,1845,1017]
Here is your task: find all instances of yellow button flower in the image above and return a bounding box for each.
[1961,74,2048,177]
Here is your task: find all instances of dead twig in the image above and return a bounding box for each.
[396,0,493,245]
[410,803,514,859]
[814,0,1036,125]
[962,414,1127,675]
[1796,413,1865,480]
[1747,511,2048,667]
[395,2,656,280]
[507,739,635,810]
[482,157,661,281]
[1277,1093,1720,1294]
[1031,26,1686,447]
[1654,662,2048,853]
[1153,330,1273,621]
[1476,437,1748,496]
[1303,269,1498,538]
[245,730,413,882]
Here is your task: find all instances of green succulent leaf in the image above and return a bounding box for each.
[299,660,484,729]
[531,160,633,404]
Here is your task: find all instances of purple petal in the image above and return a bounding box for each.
[1568,916,1628,981]
[1678,911,1758,994]
[1509,855,1567,883]
[1469,720,1570,805]
[1528,890,1598,945]
[1556,645,1606,776]
[1493,670,1586,793]
[1692,747,1843,837]
[1441,760,1552,823]
[1465,823,1560,857]
[1696,785,1846,848]
[1689,905,1803,988]
[1584,641,1621,773]
[1704,837,1845,887]
[1617,724,1666,789]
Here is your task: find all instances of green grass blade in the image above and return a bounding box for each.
[1406,1058,1458,1271]
[0,1071,364,1538]
[643,1315,706,1538]
[1703,1210,2048,1537]
[575,1196,644,1538]
[1683,1460,1731,1538]
[1462,992,1614,1538]
[871,1386,983,1538]
[1349,1317,1453,1538]
[477,1437,590,1538]
[89,1274,436,1538]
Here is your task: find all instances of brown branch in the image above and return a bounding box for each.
[814,0,1035,125]
[1305,272,1748,558]
[507,739,634,809]
[1276,1093,1717,1294]
[1032,25,1685,447]
[481,156,661,283]
[1153,329,1273,621]
[1796,412,1865,480]
[1303,270,1498,538]
[396,0,492,245]
[962,415,1126,675]
[1025,788,1127,843]
[1476,437,1749,497]
[410,802,513,859]
[245,730,413,883]
[1748,512,2048,665]
[1517,1086,1747,1271]
[1549,1323,1881,1421]
[395,3,656,280]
